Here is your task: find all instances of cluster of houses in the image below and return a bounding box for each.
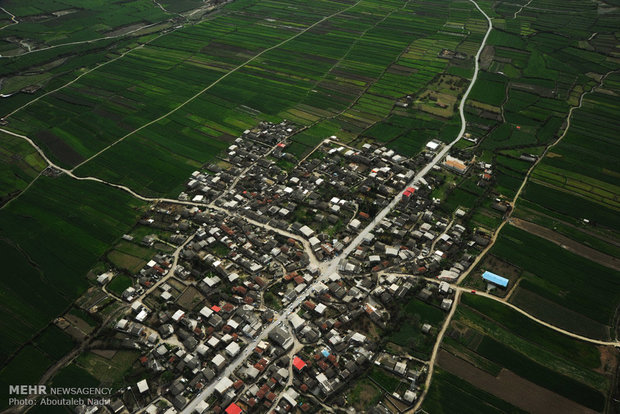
[83,119,510,414]
[180,135,430,261]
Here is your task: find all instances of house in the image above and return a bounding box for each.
[226,342,241,357]
[442,155,469,174]
[225,403,243,414]
[212,354,227,370]
[440,298,453,311]
[214,376,234,395]
[425,140,441,151]
[292,356,306,372]
[268,326,293,350]
[194,401,210,413]
[136,379,149,394]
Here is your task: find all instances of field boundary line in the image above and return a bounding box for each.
[0,0,192,60]
[70,0,365,173]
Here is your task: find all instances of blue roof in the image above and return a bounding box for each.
[321,349,330,357]
[482,271,509,288]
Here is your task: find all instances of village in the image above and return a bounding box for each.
[72,121,513,414]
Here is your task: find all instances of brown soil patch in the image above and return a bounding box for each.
[91,349,117,359]
[596,345,618,375]
[176,286,205,311]
[35,129,85,167]
[510,219,620,271]
[64,314,95,335]
[437,350,597,414]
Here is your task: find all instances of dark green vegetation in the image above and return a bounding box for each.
[368,366,401,393]
[422,369,527,414]
[34,325,75,360]
[491,225,620,330]
[387,297,445,359]
[0,131,46,205]
[0,0,208,106]
[0,346,52,409]
[439,293,611,412]
[106,274,133,296]
[2,0,491,196]
[0,176,145,389]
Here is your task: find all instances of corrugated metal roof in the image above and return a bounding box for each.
[482,271,509,287]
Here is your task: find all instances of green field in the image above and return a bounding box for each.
[0,346,52,409]
[0,176,145,380]
[106,274,133,296]
[387,297,445,359]
[0,132,47,204]
[34,325,75,360]
[489,225,620,326]
[444,294,612,413]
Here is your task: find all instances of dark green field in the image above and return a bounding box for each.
[490,225,620,327]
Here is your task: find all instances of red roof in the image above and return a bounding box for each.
[211,305,221,312]
[225,403,242,414]
[293,356,306,370]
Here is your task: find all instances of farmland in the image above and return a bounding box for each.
[436,293,613,413]
[0,176,145,390]
[422,368,527,414]
[2,0,491,197]
[489,225,620,331]
[386,297,446,359]
[0,131,46,205]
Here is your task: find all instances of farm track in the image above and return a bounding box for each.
[0,0,187,58]
[3,42,148,119]
[7,304,129,414]
[512,0,534,19]
[0,7,18,31]
[2,4,224,120]
[69,0,366,173]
